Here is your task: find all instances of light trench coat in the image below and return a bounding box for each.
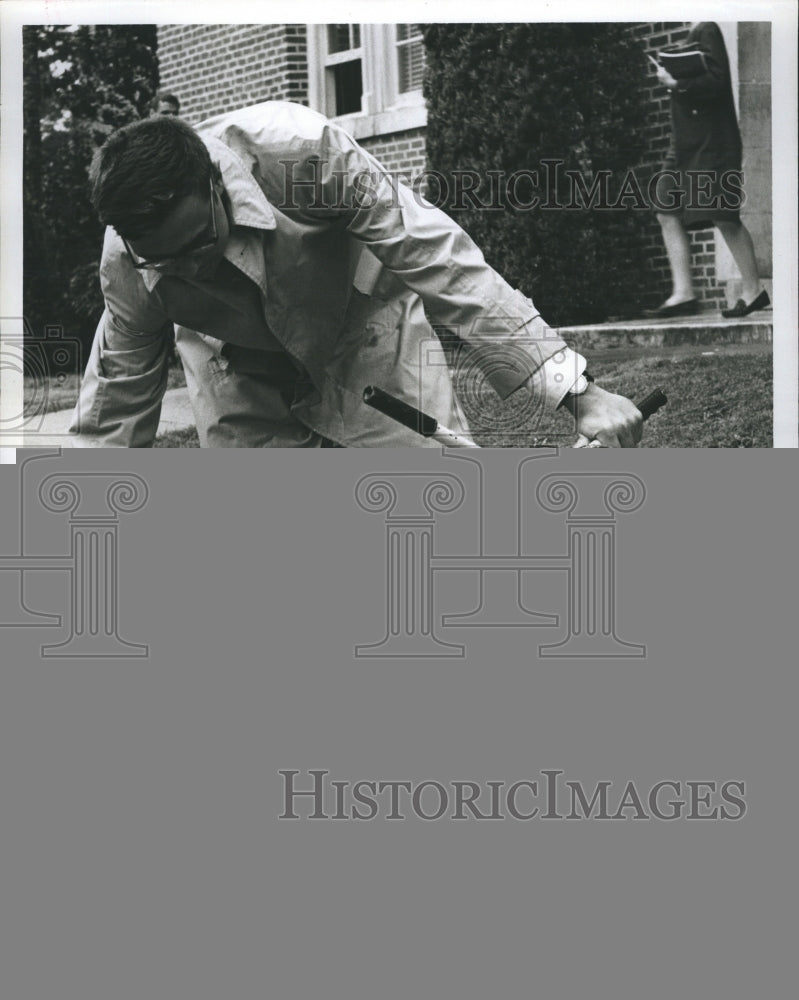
[70,102,570,447]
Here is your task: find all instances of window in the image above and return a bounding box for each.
[308,24,427,139]
[323,24,363,117]
[396,24,425,94]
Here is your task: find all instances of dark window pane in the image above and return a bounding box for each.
[328,23,359,53]
[333,59,363,115]
[328,24,352,53]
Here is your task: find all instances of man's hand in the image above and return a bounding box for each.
[563,383,643,448]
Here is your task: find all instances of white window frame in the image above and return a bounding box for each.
[307,24,427,140]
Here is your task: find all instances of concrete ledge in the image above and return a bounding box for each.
[557,310,772,350]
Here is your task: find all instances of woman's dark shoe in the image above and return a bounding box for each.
[643,298,701,319]
[721,290,770,318]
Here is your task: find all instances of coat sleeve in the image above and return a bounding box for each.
[69,230,172,447]
[673,22,731,103]
[266,114,568,401]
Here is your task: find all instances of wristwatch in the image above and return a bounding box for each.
[567,374,590,396]
[560,370,594,406]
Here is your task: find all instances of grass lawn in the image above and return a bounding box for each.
[33,348,772,449]
[154,427,201,448]
[459,348,773,448]
[596,350,772,448]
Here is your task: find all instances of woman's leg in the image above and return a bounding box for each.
[655,212,696,304]
[715,220,761,303]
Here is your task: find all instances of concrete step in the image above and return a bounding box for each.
[558,307,772,350]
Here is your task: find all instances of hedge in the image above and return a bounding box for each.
[423,23,652,326]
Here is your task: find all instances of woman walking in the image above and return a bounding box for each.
[647,21,769,319]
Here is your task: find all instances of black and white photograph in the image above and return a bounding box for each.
[1,7,799,1000]
[1,4,796,450]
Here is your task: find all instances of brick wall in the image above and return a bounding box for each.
[360,128,427,182]
[156,24,309,125]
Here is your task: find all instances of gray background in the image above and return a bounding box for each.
[0,448,796,999]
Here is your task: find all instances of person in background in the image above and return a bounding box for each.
[151,91,181,117]
[647,21,769,319]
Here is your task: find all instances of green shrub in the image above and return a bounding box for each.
[23,25,159,368]
[423,23,651,325]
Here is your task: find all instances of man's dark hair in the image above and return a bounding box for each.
[89,116,212,238]
[153,91,180,114]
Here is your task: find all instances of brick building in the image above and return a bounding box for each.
[156,22,772,309]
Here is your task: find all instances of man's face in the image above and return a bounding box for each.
[155,101,179,116]
[126,181,231,281]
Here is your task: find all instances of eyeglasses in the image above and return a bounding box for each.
[123,177,218,271]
